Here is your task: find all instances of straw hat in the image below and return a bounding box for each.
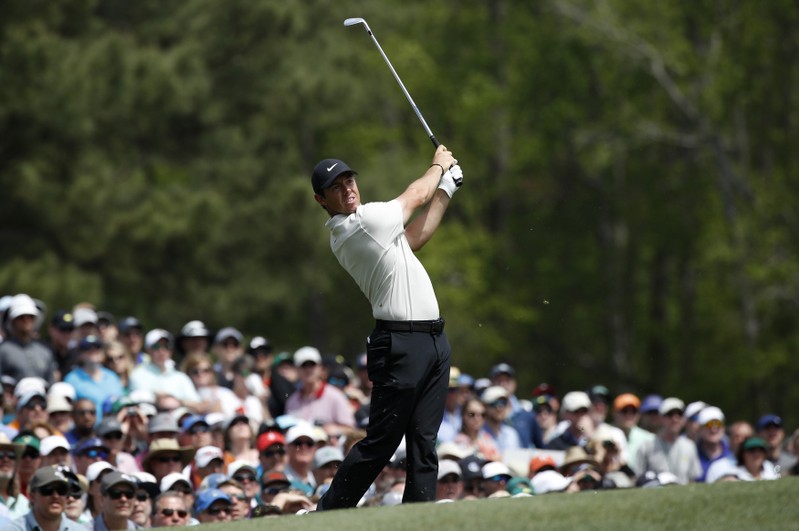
[142,439,196,473]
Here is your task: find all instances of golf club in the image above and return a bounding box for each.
[344,17,441,149]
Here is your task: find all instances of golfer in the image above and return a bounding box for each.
[312,145,463,509]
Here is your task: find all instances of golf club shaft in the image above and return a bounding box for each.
[346,19,439,148]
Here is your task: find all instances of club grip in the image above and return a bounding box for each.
[430,135,440,148]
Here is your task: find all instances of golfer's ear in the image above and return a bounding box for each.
[314,193,327,211]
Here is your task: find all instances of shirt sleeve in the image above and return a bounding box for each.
[358,200,405,247]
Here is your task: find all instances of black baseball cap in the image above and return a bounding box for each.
[51,310,75,331]
[311,159,357,195]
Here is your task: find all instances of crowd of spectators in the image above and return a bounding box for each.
[0,293,796,528]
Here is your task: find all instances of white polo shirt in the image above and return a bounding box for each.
[326,200,439,321]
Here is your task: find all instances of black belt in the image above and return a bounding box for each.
[376,318,445,334]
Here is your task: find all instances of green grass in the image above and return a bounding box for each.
[199,477,799,531]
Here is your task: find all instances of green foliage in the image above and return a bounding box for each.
[1,0,798,426]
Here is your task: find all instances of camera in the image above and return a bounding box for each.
[126,406,138,416]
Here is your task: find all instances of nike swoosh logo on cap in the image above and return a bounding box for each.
[327,162,338,172]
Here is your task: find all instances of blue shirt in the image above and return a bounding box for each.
[7,511,86,530]
[64,367,125,421]
[697,439,733,482]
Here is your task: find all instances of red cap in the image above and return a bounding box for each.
[260,471,290,486]
[256,431,286,452]
[529,455,557,476]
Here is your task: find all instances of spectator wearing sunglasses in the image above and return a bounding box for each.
[259,471,291,507]
[11,434,41,499]
[8,466,81,530]
[65,398,97,447]
[141,439,195,483]
[84,461,116,522]
[158,473,197,524]
[152,491,189,527]
[179,415,212,451]
[283,423,317,491]
[255,431,287,478]
[97,417,139,475]
[72,437,110,476]
[227,461,259,507]
[131,472,159,528]
[193,446,225,488]
[64,335,125,422]
[0,433,29,520]
[479,386,521,457]
[194,488,232,524]
[547,391,595,451]
[695,406,733,482]
[12,391,49,435]
[93,471,138,530]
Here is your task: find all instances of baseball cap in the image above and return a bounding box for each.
[78,335,104,351]
[260,471,290,488]
[756,414,783,431]
[145,329,173,350]
[313,446,344,470]
[7,294,41,321]
[73,307,98,328]
[96,311,114,326]
[179,320,210,338]
[437,459,462,481]
[506,477,533,496]
[613,393,641,412]
[437,442,471,461]
[489,363,516,379]
[46,395,73,414]
[86,461,116,483]
[248,336,272,354]
[481,461,512,480]
[160,472,192,493]
[285,422,316,445]
[194,446,224,468]
[181,415,208,434]
[659,397,685,416]
[200,473,237,491]
[97,417,124,438]
[72,437,108,456]
[195,488,231,513]
[29,466,70,491]
[685,401,708,421]
[226,461,257,478]
[531,383,557,398]
[48,382,76,402]
[481,386,509,405]
[12,434,40,452]
[459,455,485,482]
[100,471,137,495]
[132,471,160,499]
[50,310,75,330]
[256,431,285,452]
[697,406,725,426]
[14,377,47,398]
[531,470,572,494]
[40,435,70,457]
[561,391,592,412]
[294,346,322,367]
[529,454,558,476]
[117,316,143,334]
[640,394,663,414]
[148,413,179,434]
[311,159,357,194]
[17,390,46,411]
[214,327,243,345]
[742,437,768,451]
[588,385,611,403]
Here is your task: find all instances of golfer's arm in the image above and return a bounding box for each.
[397,165,445,224]
[405,189,450,251]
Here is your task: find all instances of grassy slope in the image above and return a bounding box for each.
[198,477,799,531]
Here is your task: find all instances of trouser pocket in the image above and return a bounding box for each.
[366,329,393,386]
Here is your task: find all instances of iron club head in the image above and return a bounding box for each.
[343,17,366,27]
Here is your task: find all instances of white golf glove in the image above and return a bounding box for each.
[438,165,463,198]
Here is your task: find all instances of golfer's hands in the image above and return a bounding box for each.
[438,165,463,198]
[432,144,456,172]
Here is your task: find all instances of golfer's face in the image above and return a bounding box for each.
[321,174,360,215]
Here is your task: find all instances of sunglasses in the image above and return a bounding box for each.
[291,440,315,449]
[160,508,188,518]
[262,486,288,496]
[39,484,69,496]
[82,449,109,460]
[261,448,286,458]
[190,367,213,376]
[67,483,83,499]
[156,455,183,463]
[703,419,724,429]
[620,407,639,415]
[24,400,47,410]
[135,492,150,502]
[0,451,17,460]
[75,409,96,416]
[108,489,135,500]
[22,449,40,459]
[103,432,124,440]
[489,399,509,409]
[233,474,256,484]
[206,506,230,516]
[189,425,210,435]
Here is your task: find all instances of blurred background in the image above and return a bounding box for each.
[1,1,797,425]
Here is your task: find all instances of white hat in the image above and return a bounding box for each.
[46,395,73,414]
[480,385,509,405]
[531,470,572,494]
[160,472,192,493]
[204,412,225,429]
[40,435,70,456]
[128,389,156,406]
[697,406,725,426]
[658,397,685,416]
[706,460,744,483]
[481,461,512,480]
[194,446,224,468]
[7,294,41,321]
[214,327,243,345]
[436,442,471,461]
[14,377,47,398]
[180,320,210,338]
[73,307,98,328]
[685,401,708,420]
[145,329,173,350]
[87,461,116,483]
[47,382,76,402]
[294,346,322,367]
[226,460,257,478]
[437,459,462,481]
[562,391,592,412]
[312,446,344,469]
[285,422,316,444]
[132,471,158,485]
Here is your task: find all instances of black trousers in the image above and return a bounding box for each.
[317,323,451,509]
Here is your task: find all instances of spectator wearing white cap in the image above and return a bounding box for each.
[0,433,28,520]
[0,294,55,386]
[284,347,355,430]
[683,401,708,442]
[480,461,512,498]
[547,391,595,451]
[435,459,463,501]
[194,446,225,484]
[695,406,733,482]
[129,329,205,412]
[40,435,72,468]
[312,446,344,488]
[283,422,317,490]
[479,386,521,457]
[212,327,245,390]
[633,397,702,484]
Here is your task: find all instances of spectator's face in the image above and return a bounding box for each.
[198,459,224,479]
[661,409,685,435]
[17,445,41,478]
[200,501,232,523]
[219,485,247,520]
[155,395,181,414]
[150,453,184,480]
[491,373,516,395]
[728,422,754,454]
[287,437,315,468]
[227,419,252,443]
[101,483,135,521]
[11,314,36,338]
[74,447,109,475]
[64,482,84,521]
[534,402,556,428]
[314,460,341,483]
[0,448,17,479]
[462,402,486,432]
[436,473,463,501]
[759,423,784,448]
[590,399,609,424]
[485,398,509,422]
[298,361,321,385]
[49,411,73,432]
[700,419,725,444]
[231,469,259,499]
[259,444,286,472]
[218,338,243,364]
[153,496,188,527]
[613,406,640,430]
[81,345,104,367]
[73,400,97,430]
[565,407,589,430]
[102,430,124,452]
[2,385,15,413]
[42,448,70,468]
[462,478,483,498]
[20,396,49,427]
[77,322,99,340]
[119,328,143,355]
[481,476,507,496]
[188,424,213,448]
[181,336,208,356]
[188,363,215,388]
[742,446,766,473]
[49,325,73,350]
[259,481,290,504]
[149,341,173,368]
[31,482,67,522]
[131,488,152,527]
[105,345,129,375]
